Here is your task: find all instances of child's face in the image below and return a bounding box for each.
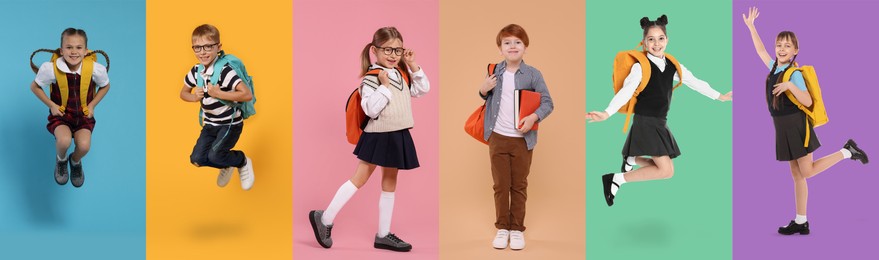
[499,36,526,62]
[371,38,404,68]
[192,36,222,66]
[642,27,667,57]
[774,37,798,64]
[60,34,87,69]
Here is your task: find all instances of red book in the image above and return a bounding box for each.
[515,90,541,131]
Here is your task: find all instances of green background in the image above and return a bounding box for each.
[585,1,732,259]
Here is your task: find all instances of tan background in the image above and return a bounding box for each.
[439,0,586,258]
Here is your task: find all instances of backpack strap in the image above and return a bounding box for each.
[782,67,816,147]
[620,50,652,133]
[664,53,684,89]
[487,63,497,76]
[31,49,107,115]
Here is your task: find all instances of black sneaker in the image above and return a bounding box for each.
[621,159,633,172]
[778,220,810,235]
[374,233,412,252]
[844,139,868,164]
[602,173,617,207]
[308,210,333,248]
[69,155,84,188]
[54,156,69,185]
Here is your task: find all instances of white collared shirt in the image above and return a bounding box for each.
[603,53,721,116]
[34,59,110,88]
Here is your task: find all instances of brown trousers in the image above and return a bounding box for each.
[488,132,533,231]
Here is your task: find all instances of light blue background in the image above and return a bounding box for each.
[0,0,145,259]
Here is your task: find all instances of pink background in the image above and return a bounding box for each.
[292,0,439,259]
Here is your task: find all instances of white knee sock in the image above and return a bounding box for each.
[322,180,358,226]
[378,191,395,237]
[795,214,807,224]
[840,148,852,159]
[611,173,627,195]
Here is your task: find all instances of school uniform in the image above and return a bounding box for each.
[354,64,430,170]
[604,53,722,159]
[184,56,247,169]
[766,61,820,161]
[34,59,110,134]
[480,60,554,231]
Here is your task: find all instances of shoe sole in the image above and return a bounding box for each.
[308,211,331,248]
[374,243,412,252]
[778,230,810,235]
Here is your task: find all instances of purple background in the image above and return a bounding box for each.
[733,0,879,258]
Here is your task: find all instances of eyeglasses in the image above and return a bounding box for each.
[375,46,405,56]
[192,43,219,53]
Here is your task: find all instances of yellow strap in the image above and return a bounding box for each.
[803,116,811,148]
[52,55,69,113]
[622,100,635,133]
[80,58,95,115]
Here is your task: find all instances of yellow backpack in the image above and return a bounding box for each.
[612,46,682,133]
[781,65,828,147]
[30,49,110,116]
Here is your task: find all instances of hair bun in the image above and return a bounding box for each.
[640,17,651,29]
[656,15,668,26]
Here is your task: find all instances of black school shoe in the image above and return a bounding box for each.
[778,221,810,235]
[602,174,617,207]
[844,139,869,164]
[69,154,84,188]
[55,156,69,185]
[621,159,633,172]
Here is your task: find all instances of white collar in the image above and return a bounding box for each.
[55,58,82,74]
[647,53,666,65]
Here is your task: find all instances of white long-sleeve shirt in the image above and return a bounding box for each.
[360,65,430,118]
[603,53,721,116]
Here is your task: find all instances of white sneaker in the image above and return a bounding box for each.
[238,157,254,190]
[509,230,525,250]
[217,167,234,187]
[492,229,510,249]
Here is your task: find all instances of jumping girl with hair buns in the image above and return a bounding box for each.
[587,15,733,207]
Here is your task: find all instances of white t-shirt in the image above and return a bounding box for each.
[492,71,523,137]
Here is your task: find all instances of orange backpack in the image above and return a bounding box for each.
[464,63,498,145]
[345,67,410,144]
[612,47,682,133]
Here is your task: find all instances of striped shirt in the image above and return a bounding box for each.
[184,63,243,125]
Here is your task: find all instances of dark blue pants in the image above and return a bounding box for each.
[190,123,246,169]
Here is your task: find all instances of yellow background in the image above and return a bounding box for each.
[146,0,292,259]
[439,0,586,258]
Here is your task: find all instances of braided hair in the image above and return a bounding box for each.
[767,31,799,110]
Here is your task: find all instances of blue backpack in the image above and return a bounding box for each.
[196,51,256,124]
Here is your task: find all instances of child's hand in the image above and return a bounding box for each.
[206,82,220,97]
[743,6,759,28]
[718,91,733,102]
[772,82,795,96]
[403,49,419,72]
[378,70,391,86]
[480,74,497,95]
[86,104,96,118]
[49,103,64,116]
[194,87,205,99]
[586,111,609,123]
[517,114,539,133]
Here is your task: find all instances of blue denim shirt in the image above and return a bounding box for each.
[479,60,554,150]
